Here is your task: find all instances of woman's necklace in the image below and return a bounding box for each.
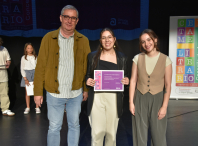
[102,51,115,56]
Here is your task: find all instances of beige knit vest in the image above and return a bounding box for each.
[137,53,166,95]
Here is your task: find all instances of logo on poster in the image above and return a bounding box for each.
[175,88,196,95]
[110,18,116,26]
[110,18,129,26]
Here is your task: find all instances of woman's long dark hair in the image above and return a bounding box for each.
[92,28,120,71]
[0,37,3,46]
[139,29,160,53]
[24,43,37,60]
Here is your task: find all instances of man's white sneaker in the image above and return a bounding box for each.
[24,108,30,114]
[35,108,41,114]
[2,110,15,116]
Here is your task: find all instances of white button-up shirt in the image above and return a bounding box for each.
[50,31,82,98]
[20,55,37,77]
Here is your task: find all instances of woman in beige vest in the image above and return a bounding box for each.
[129,29,172,146]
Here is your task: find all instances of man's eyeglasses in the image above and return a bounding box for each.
[62,15,77,22]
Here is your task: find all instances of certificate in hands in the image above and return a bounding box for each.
[94,70,124,91]
[25,82,34,96]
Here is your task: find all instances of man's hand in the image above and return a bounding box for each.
[34,96,43,107]
[82,91,88,101]
[5,61,11,68]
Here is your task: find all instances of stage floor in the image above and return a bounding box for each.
[0,97,198,146]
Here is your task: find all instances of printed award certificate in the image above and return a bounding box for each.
[25,82,34,96]
[94,70,124,91]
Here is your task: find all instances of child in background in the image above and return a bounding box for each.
[20,43,40,114]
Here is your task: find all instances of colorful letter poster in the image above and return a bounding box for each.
[169,16,198,99]
[176,18,198,87]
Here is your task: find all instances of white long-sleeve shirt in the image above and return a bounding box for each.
[20,55,37,77]
[0,46,11,82]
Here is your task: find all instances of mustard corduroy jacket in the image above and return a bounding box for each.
[34,28,91,96]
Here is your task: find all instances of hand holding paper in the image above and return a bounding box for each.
[25,82,34,96]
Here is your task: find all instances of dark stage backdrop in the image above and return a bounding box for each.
[0,0,198,107]
[0,0,149,40]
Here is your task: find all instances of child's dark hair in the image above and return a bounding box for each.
[24,43,37,60]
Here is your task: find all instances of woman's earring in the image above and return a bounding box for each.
[101,47,103,50]
[114,45,116,48]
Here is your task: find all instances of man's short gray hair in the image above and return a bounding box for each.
[61,5,79,18]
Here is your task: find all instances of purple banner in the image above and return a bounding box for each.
[0,0,33,31]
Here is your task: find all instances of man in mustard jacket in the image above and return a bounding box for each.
[34,5,90,146]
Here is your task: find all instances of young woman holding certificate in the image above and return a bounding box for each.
[129,29,172,146]
[85,28,129,146]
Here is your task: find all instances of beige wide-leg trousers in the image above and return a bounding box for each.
[0,82,10,112]
[89,93,119,146]
[132,90,167,146]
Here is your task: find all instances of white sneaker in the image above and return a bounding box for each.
[35,108,41,114]
[2,110,15,116]
[24,108,30,114]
